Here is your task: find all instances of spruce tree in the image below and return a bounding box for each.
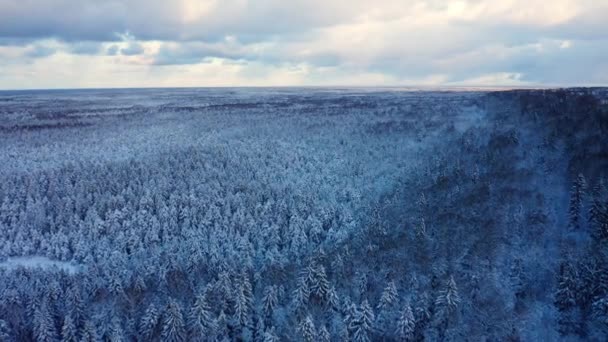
[140,303,161,340]
[377,281,398,311]
[33,304,57,342]
[435,276,460,319]
[161,299,186,342]
[107,317,125,342]
[234,284,250,330]
[318,325,331,342]
[569,173,586,231]
[60,315,78,342]
[555,261,578,311]
[310,264,330,304]
[215,310,229,341]
[0,319,11,342]
[188,293,216,341]
[262,285,278,318]
[349,300,374,342]
[263,327,280,342]
[396,304,415,342]
[377,280,399,337]
[79,320,99,342]
[298,315,316,342]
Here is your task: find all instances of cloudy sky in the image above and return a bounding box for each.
[0,0,607,89]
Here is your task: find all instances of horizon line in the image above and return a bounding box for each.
[1,84,607,93]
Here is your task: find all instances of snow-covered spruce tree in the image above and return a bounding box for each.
[262,285,278,319]
[140,303,161,340]
[396,304,415,342]
[253,316,265,342]
[349,300,375,342]
[215,310,229,341]
[569,173,586,231]
[107,317,126,342]
[292,275,310,316]
[326,286,340,312]
[378,281,398,312]
[509,257,525,299]
[435,276,460,316]
[555,261,578,311]
[79,320,99,342]
[60,315,77,342]
[591,295,608,338]
[0,319,12,342]
[188,292,216,341]
[263,327,280,342]
[109,273,126,300]
[161,299,186,342]
[240,271,254,312]
[589,181,608,241]
[414,291,431,334]
[309,263,330,304]
[297,315,316,342]
[65,285,85,329]
[355,272,369,300]
[433,275,460,338]
[376,280,399,338]
[233,283,252,334]
[216,271,234,312]
[318,325,331,342]
[555,260,582,336]
[33,304,57,342]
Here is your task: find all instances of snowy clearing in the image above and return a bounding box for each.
[0,256,81,274]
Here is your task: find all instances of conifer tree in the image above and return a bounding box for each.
[349,300,374,342]
[396,304,415,342]
[161,299,186,342]
[326,286,340,312]
[556,261,584,337]
[253,317,265,342]
[188,293,216,341]
[263,327,280,342]
[555,261,578,311]
[140,303,161,340]
[262,285,278,318]
[107,317,126,342]
[310,263,330,303]
[216,310,229,341]
[292,276,310,315]
[234,284,251,329]
[435,276,460,320]
[377,281,398,311]
[298,315,316,342]
[61,315,78,342]
[376,280,399,338]
[33,304,57,342]
[0,319,11,342]
[79,320,99,342]
[569,173,586,230]
[318,325,331,342]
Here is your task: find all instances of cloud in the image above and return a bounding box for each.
[0,0,607,88]
[24,44,56,58]
[106,45,120,56]
[69,41,103,55]
[120,42,144,56]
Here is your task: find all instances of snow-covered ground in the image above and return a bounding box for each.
[0,256,81,274]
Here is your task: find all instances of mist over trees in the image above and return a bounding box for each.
[0,87,607,341]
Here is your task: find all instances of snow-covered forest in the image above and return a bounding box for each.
[0,87,607,341]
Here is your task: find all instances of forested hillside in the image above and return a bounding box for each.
[0,88,606,341]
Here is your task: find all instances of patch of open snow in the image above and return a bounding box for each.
[0,256,82,274]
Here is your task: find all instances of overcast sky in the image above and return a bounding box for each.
[0,0,607,89]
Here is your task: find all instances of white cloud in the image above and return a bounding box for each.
[0,0,607,88]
